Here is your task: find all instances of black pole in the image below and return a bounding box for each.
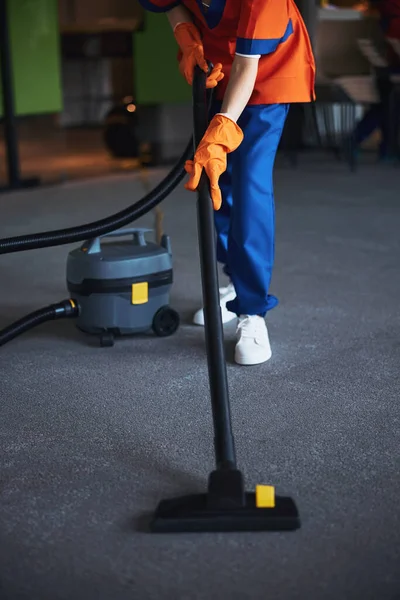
[192,67,236,471]
[0,0,21,187]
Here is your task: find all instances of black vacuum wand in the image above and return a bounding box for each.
[150,67,300,533]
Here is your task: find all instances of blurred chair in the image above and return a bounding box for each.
[312,15,383,170]
[280,14,400,168]
[351,37,400,160]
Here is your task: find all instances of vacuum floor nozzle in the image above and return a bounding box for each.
[150,493,300,534]
[150,468,300,534]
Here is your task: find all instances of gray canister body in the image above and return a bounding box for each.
[66,228,176,336]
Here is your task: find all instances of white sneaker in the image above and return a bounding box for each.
[234,315,272,366]
[193,282,237,326]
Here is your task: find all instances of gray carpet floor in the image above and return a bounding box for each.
[0,158,399,600]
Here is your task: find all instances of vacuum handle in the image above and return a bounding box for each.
[83,228,152,254]
[193,66,237,471]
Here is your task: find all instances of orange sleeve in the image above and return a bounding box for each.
[236,0,293,56]
[137,0,181,12]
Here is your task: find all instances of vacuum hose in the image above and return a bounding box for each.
[0,139,193,255]
[0,299,79,347]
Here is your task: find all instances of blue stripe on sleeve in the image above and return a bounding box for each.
[236,19,294,56]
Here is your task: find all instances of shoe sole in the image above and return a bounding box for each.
[234,350,272,366]
[193,314,237,326]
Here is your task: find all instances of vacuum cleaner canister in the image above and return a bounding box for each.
[66,228,179,346]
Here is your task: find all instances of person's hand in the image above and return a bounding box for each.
[205,63,224,89]
[174,23,224,88]
[184,114,243,210]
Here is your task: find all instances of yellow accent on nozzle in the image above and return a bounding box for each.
[131,282,148,305]
[69,299,76,309]
[255,485,275,508]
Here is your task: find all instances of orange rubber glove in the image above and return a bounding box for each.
[205,63,224,89]
[184,114,244,210]
[174,22,224,88]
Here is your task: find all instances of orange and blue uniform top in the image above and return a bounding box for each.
[138,0,316,105]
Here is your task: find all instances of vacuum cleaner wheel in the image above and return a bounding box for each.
[99,331,115,347]
[152,306,180,337]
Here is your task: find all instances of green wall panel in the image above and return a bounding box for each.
[0,0,62,116]
[134,12,191,104]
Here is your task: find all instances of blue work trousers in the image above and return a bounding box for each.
[211,102,289,316]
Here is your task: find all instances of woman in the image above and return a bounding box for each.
[139,0,316,365]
